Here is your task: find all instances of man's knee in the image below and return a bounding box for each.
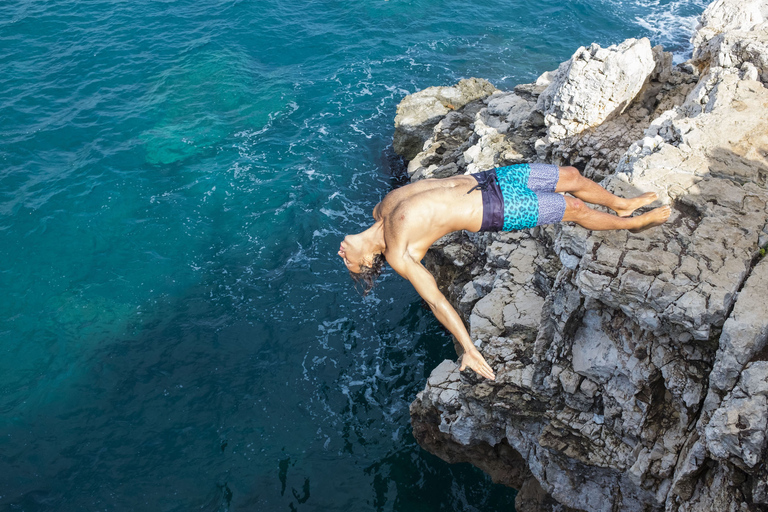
[559,166,581,181]
[556,166,583,191]
[562,196,587,222]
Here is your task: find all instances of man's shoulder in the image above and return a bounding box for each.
[384,252,420,283]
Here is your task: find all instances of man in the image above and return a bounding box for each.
[338,164,670,380]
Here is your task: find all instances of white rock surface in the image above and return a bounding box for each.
[537,39,656,142]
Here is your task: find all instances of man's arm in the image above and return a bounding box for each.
[389,254,496,380]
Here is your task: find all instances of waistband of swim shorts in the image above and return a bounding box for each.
[472,169,504,232]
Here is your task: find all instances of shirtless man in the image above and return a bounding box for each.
[338,164,670,380]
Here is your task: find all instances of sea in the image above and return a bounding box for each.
[0,0,708,510]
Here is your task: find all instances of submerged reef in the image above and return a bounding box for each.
[394,0,768,510]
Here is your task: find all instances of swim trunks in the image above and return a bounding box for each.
[470,163,566,232]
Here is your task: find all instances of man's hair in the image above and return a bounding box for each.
[349,253,385,296]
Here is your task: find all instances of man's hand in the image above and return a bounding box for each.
[460,348,496,380]
[388,254,497,381]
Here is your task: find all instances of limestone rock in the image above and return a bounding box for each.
[399,2,768,511]
[705,362,768,470]
[536,38,656,143]
[707,257,768,396]
[692,0,768,81]
[393,78,497,161]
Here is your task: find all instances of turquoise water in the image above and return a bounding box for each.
[1,0,706,510]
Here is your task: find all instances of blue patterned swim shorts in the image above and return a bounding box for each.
[470,163,566,232]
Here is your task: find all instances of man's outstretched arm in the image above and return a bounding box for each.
[389,255,496,380]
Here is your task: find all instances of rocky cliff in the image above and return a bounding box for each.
[394,0,768,510]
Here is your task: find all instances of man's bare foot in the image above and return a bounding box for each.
[614,192,659,217]
[629,205,671,233]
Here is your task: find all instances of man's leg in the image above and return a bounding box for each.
[562,196,671,232]
[555,166,658,217]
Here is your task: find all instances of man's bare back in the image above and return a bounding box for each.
[339,166,670,380]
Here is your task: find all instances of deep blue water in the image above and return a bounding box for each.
[1,0,706,510]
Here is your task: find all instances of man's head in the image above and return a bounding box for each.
[338,234,385,296]
[348,253,385,296]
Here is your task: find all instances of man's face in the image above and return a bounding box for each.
[338,235,364,274]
